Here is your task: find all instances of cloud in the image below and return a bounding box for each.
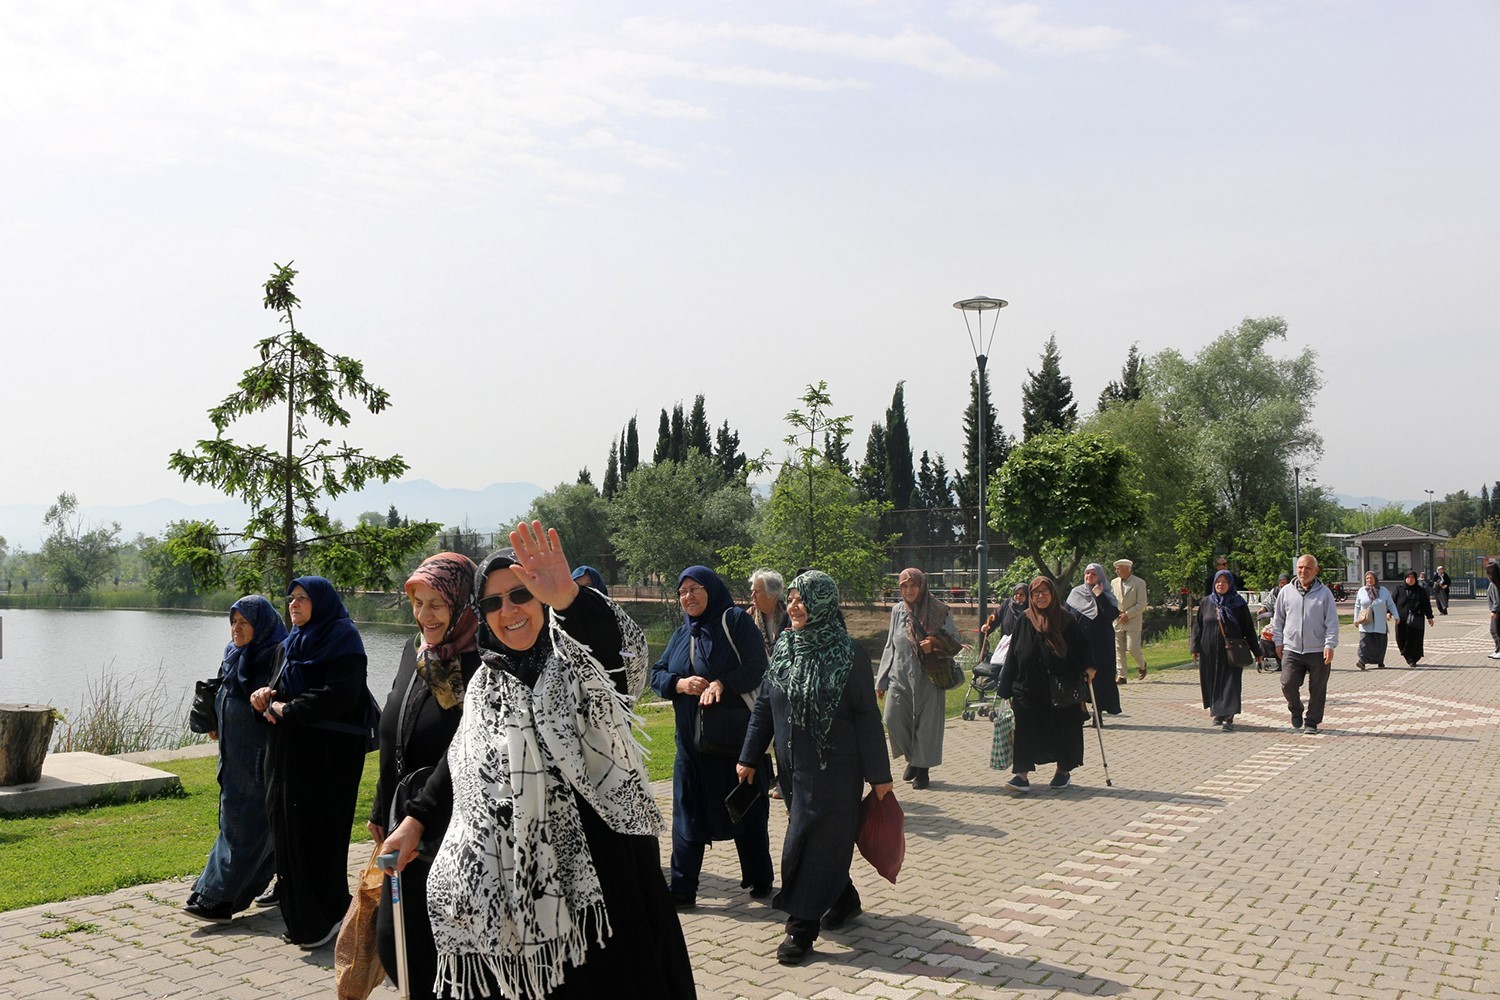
[949,2,1130,56]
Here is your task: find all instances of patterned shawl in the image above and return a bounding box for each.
[899,567,950,652]
[764,571,853,766]
[427,553,659,1000]
[405,552,479,710]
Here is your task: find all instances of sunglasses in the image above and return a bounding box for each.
[477,586,536,614]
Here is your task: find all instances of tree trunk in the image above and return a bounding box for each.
[0,703,57,785]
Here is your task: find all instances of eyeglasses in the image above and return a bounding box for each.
[677,584,705,599]
[477,586,536,614]
[287,594,310,605]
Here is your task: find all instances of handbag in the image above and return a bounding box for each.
[1354,606,1373,626]
[915,617,965,689]
[989,700,1015,771]
[690,610,758,757]
[188,675,221,734]
[1216,606,1256,669]
[1048,668,1086,707]
[386,670,444,858]
[333,844,387,1000]
[856,789,905,884]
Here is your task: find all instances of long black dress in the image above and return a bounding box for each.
[1189,597,1255,721]
[997,616,1089,773]
[1067,600,1120,716]
[1393,583,1434,665]
[370,641,481,1000]
[740,641,890,931]
[264,650,368,945]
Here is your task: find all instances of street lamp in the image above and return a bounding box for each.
[1425,489,1435,572]
[954,295,1007,630]
[1360,502,1372,531]
[1293,466,1301,575]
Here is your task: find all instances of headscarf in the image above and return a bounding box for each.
[1025,576,1069,656]
[221,595,288,697]
[1364,571,1380,602]
[405,552,479,710]
[1208,569,1248,612]
[764,571,852,766]
[899,567,950,653]
[473,548,554,684]
[572,565,607,595]
[280,576,365,698]
[679,566,734,675]
[428,546,657,1000]
[998,583,1029,636]
[1066,563,1118,620]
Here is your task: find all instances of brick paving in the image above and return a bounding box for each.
[3,605,1497,998]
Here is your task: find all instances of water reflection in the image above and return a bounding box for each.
[0,608,413,718]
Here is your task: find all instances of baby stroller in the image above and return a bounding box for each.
[1256,606,1280,672]
[961,635,1003,721]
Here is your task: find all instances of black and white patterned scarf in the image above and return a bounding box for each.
[426,598,658,999]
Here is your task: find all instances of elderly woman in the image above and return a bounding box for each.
[571,565,607,594]
[1393,569,1435,667]
[1190,570,1260,730]
[736,571,892,966]
[184,595,287,922]
[1065,563,1121,722]
[1353,570,1396,670]
[249,576,369,949]
[997,577,1093,792]
[748,568,790,657]
[877,567,961,790]
[367,553,480,999]
[651,566,773,908]
[383,522,694,999]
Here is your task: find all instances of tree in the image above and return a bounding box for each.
[622,417,640,479]
[306,519,442,592]
[525,482,613,572]
[1234,507,1296,591]
[169,262,416,593]
[602,441,621,499]
[713,420,746,484]
[882,382,916,511]
[653,409,671,464]
[143,520,227,601]
[1097,342,1146,410]
[386,505,402,529]
[822,425,851,476]
[856,423,888,503]
[990,432,1146,585]
[1148,316,1323,540]
[669,403,686,462]
[1021,334,1077,439]
[576,467,593,487]
[1154,497,1215,598]
[687,395,712,456]
[781,381,855,563]
[953,369,1010,546]
[610,452,753,583]
[38,493,122,594]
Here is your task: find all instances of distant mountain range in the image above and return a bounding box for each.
[1330,494,1423,513]
[0,480,545,548]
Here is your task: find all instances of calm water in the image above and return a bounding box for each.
[0,608,415,717]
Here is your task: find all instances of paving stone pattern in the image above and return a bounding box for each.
[3,607,1497,998]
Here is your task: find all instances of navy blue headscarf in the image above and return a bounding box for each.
[571,565,607,595]
[1209,569,1248,612]
[679,566,734,672]
[222,595,288,698]
[280,576,366,698]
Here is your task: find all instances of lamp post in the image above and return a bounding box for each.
[1360,502,1372,531]
[1425,489,1435,572]
[954,295,1007,631]
[1293,466,1301,575]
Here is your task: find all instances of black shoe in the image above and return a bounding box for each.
[669,892,696,910]
[1004,774,1030,794]
[1221,720,1234,732]
[1304,724,1319,735]
[1291,714,1303,732]
[911,768,929,790]
[821,892,862,930]
[183,899,234,923]
[1048,771,1071,790]
[902,764,916,782]
[776,934,813,965]
[253,881,279,907]
[749,884,772,899]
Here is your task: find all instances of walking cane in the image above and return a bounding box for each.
[376,852,412,1000]
[1086,676,1114,787]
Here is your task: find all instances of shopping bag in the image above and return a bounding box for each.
[989,699,1015,771]
[334,844,387,1000]
[856,789,905,884]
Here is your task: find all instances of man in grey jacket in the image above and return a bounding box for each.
[1272,553,1340,734]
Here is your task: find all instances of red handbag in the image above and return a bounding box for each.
[856,789,905,884]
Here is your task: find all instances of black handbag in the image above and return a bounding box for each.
[1216,607,1257,669]
[386,670,444,857]
[689,611,757,758]
[188,676,221,734]
[1047,668,1086,708]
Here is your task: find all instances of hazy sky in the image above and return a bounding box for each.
[3,1,1495,515]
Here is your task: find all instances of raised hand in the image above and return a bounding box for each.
[506,519,580,609]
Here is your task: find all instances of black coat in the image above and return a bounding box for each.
[1189,597,1255,717]
[741,640,890,922]
[1394,583,1433,626]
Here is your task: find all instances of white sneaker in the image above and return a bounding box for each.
[1488,652,1500,659]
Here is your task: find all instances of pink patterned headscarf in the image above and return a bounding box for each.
[405,552,479,709]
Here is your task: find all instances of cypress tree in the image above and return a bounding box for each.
[714,420,745,483]
[577,467,593,487]
[623,417,640,477]
[602,441,620,499]
[653,409,671,464]
[1021,334,1077,439]
[955,370,1009,514]
[687,395,712,456]
[857,423,888,502]
[669,403,686,462]
[823,426,851,475]
[883,381,916,510]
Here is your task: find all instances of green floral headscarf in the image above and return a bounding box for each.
[765,570,854,766]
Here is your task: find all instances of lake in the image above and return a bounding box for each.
[0,608,416,721]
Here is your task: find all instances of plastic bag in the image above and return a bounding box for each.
[856,789,905,884]
[334,844,387,1000]
[989,700,1014,771]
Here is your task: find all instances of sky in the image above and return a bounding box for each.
[2,1,1496,520]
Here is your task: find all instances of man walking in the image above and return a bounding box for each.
[1111,558,1148,683]
[1432,566,1452,615]
[1273,554,1339,734]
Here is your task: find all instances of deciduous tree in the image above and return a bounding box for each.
[38,493,122,595]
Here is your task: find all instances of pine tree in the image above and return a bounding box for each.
[602,441,620,499]
[386,504,401,528]
[823,426,851,475]
[857,423,888,502]
[687,395,712,456]
[713,420,745,483]
[931,454,952,507]
[883,381,916,510]
[577,467,593,487]
[622,417,640,478]
[669,403,686,462]
[1021,334,1077,439]
[653,409,671,464]
[917,451,937,508]
[1097,342,1146,410]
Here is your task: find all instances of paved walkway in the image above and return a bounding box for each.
[4,606,1497,998]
